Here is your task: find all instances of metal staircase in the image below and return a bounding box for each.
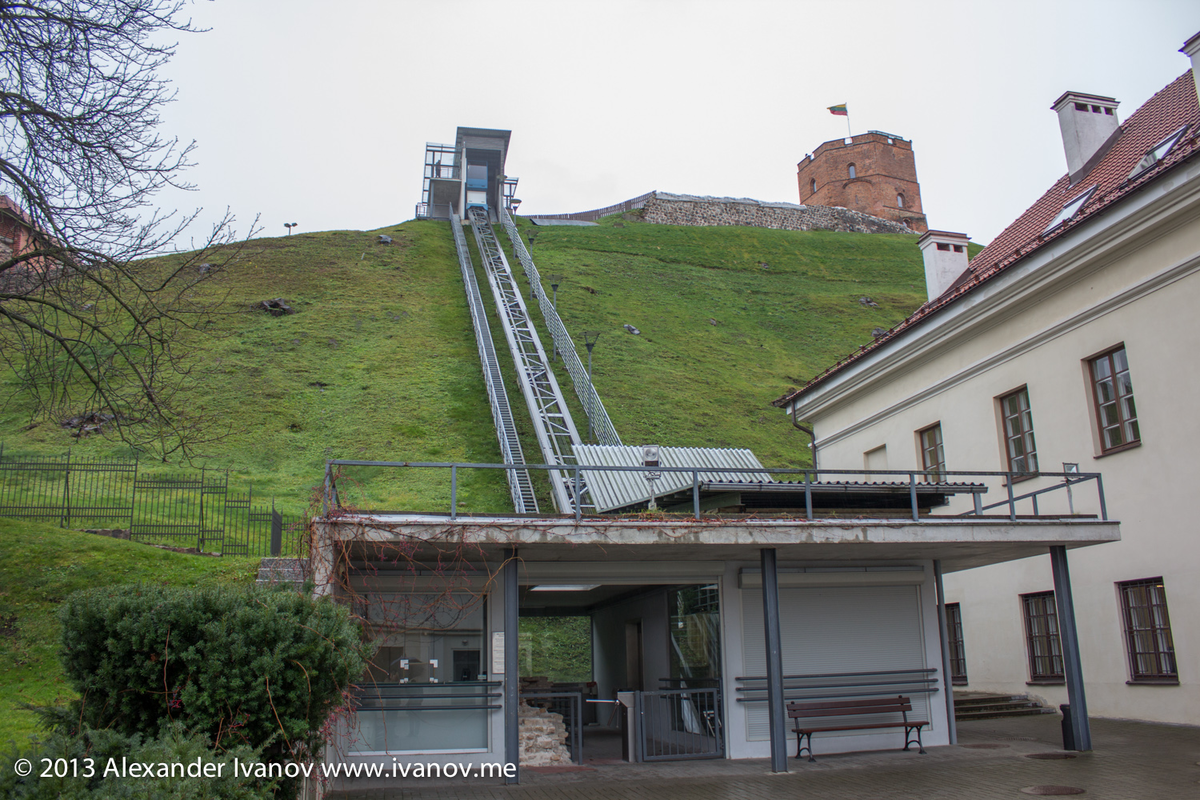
[450,209,539,514]
[466,206,589,514]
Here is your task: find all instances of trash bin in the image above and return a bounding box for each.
[1060,703,1075,751]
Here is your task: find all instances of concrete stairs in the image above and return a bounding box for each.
[954,691,1057,721]
[256,557,306,589]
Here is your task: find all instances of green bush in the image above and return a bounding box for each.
[57,584,368,768]
[0,723,274,799]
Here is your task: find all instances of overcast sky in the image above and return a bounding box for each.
[154,0,1200,249]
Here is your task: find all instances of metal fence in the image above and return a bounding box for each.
[0,447,303,556]
[635,686,724,761]
[323,459,1110,524]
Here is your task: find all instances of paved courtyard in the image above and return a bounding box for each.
[326,712,1200,800]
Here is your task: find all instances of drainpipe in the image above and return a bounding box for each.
[790,412,818,471]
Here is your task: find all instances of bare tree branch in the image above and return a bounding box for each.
[0,1,254,459]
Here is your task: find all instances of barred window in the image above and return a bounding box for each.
[1090,347,1140,452]
[947,602,968,685]
[1021,592,1063,681]
[1118,579,1177,681]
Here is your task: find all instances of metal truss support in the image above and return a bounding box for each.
[449,211,538,514]
[467,207,588,514]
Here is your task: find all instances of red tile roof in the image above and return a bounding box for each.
[777,71,1200,410]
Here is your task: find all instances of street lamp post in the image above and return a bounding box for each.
[583,331,601,443]
[549,280,561,360]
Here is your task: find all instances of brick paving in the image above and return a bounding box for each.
[326,713,1200,800]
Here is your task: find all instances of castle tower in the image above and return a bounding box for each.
[796,131,928,233]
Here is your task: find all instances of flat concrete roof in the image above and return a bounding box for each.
[316,515,1120,574]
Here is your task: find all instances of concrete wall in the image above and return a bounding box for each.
[792,177,1200,723]
[592,589,671,701]
[641,191,915,235]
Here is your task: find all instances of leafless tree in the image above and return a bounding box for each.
[0,0,253,460]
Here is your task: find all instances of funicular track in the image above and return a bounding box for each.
[466,206,589,514]
[499,208,622,447]
[449,209,538,513]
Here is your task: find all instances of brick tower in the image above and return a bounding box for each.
[796,131,928,232]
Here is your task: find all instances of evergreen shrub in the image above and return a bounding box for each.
[58,584,368,767]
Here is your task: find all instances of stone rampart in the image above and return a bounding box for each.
[642,192,914,234]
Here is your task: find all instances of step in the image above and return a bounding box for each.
[256,557,306,585]
[954,693,1032,707]
[956,707,1058,721]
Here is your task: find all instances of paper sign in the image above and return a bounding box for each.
[491,631,505,674]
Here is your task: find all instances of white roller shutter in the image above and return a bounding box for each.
[741,585,930,739]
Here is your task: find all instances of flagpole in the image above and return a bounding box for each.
[846,111,852,138]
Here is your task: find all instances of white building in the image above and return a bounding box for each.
[778,33,1200,726]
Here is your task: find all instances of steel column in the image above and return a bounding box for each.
[504,547,520,782]
[1050,545,1091,751]
[933,560,958,745]
[761,548,789,773]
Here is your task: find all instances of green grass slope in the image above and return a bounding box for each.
[0,215,954,513]
[0,519,259,744]
[511,215,931,466]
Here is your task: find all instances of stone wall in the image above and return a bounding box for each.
[518,700,573,766]
[641,191,915,235]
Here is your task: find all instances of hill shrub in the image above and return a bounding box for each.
[57,584,369,770]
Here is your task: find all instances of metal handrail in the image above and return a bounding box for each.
[734,668,940,703]
[449,208,538,514]
[321,460,1110,523]
[500,207,623,447]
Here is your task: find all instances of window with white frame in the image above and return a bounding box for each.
[1000,388,1038,475]
[1089,346,1140,452]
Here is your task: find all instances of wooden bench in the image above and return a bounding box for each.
[786,695,927,762]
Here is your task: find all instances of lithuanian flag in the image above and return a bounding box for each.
[828,104,848,116]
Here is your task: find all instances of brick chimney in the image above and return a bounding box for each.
[1181,31,1200,98]
[917,230,970,302]
[1051,92,1120,180]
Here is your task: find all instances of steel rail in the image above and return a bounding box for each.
[500,207,622,447]
[467,207,590,514]
[449,210,538,513]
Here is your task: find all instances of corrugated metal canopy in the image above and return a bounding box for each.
[573,444,771,512]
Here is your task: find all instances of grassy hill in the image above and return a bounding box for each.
[0,520,259,743]
[0,214,947,515]
[0,213,951,743]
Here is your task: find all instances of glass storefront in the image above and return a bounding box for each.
[352,592,491,753]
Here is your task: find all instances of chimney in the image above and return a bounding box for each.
[1051,92,1120,179]
[1181,31,1200,99]
[918,230,971,302]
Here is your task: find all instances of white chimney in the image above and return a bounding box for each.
[1181,31,1200,99]
[1051,92,1120,179]
[918,230,971,302]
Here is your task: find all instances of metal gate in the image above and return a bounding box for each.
[635,687,723,761]
[130,470,228,551]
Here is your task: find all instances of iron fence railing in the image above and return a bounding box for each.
[521,690,583,764]
[322,459,1110,524]
[635,686,723,761]
[0,447,303,556]
[500,207,622,447]
[530,191,656,222]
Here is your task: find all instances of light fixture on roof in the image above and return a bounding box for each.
[1129,124,1190,179]
[528,584,600,592]
[1043,186,1097,234]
